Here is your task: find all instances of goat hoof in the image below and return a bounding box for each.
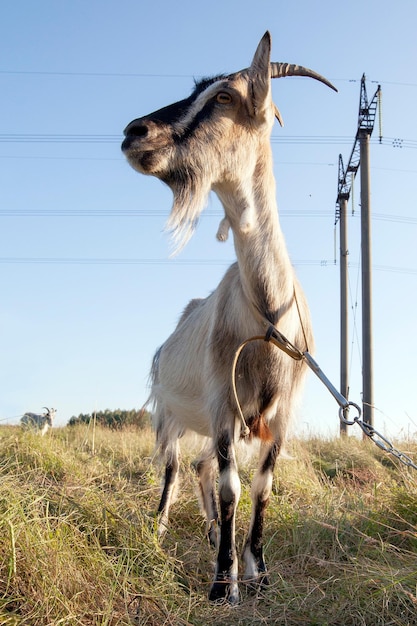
[207,522,219,549]
[243,573,270,595]
[209,580,240,605]
[216,231,229,242]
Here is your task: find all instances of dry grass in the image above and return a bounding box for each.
[1,424,417,625]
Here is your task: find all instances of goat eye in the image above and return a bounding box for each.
[216,92,232,104]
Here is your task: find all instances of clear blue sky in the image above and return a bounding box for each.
[1,0,416,439]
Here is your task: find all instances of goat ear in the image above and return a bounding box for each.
[274,103,284,127]
[250,31,272,80]
[249,32,272,115]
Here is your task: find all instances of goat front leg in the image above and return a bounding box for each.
[216,216,230,242]
[209,430,241,605]
[242,441,280,588]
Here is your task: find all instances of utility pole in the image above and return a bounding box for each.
[359,128,373,426]
[336,156,350,435]
[335,75,381,434]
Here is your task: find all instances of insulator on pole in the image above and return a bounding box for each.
[378,88,383,143]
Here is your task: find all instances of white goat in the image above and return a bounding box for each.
[21,407,56,436]
[122,31,336,604]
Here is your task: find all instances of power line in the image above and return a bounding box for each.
[0,208,332,218]
[0,257,231,266]
[0,70,192,78]
[0,256,415,275]
[0,208,416,225]
[1,69,417,88]
[0,133,416,149]
[0,134,118,143]
[0,155,120,161]
[1,156,416,174]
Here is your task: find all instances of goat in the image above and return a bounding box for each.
[21,407,56,436]
[122,31,336,604]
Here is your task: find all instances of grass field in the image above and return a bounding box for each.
[1,423,417,625]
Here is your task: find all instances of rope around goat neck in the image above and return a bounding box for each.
[232,287,309,439]
[231,328,304,439]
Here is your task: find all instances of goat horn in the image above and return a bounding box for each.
[270,63,337,92]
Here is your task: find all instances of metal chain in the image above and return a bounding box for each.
[263,325,417,472]
[349,415,417,470]
[232,324,417,470]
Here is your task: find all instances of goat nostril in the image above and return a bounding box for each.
[139,125,149,137]
[130,124,148,138]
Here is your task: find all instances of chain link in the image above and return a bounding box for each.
[351,416,417,470]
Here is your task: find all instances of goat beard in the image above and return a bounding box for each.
[164,168,212,255]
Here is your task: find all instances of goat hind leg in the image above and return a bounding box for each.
[193,451,219,548]
[157,439,180,538]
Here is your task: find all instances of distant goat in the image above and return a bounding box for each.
[122,31,336,603]
[21,407,56,436]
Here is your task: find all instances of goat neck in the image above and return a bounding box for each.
[215,143,294,328]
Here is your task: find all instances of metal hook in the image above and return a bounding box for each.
[338,402,362,426]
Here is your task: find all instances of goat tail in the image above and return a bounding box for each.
[144,345,159,418]
[150,346,162,386]
[147,345,167,448]
[137,349,161,423]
